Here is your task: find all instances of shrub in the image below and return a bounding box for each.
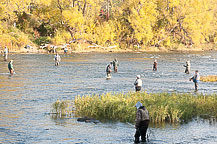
[33,36,51,46]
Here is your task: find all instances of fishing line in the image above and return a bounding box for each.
[147,128,156,142]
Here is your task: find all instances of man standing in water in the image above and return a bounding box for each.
[106,63,112,79]
[3,46,8,61]
[134,101,150,143]
[134,75,142,92]
[190,70,200,91]
[64,47,68,54]
[8,60,14,75]
[184,61,191,74]
[153,59,157,71]
[112,58,118,72]
[54,53,61,66]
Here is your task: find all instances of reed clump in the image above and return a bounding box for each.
[51,99,73,116]
[52,92,217,124]
[200,75,217,82]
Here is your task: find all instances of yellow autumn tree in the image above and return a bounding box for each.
[1,0,217,51]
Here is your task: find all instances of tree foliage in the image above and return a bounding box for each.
[0,0,217,50]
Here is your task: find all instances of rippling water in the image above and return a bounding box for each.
[0,52,217,143]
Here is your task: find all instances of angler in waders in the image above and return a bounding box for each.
[184,61,191,74]
[112,58,118,73]
[54,53,61,66]
[134,75,142,92]
[153,59,157,71]
[134,101,150,143]
[190,70,200,91]
[3,46,8,61]
[106,63,112,79]
[8,60,14,75]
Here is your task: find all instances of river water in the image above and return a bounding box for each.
[0,52,217,144]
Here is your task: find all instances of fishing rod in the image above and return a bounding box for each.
[147,127,156,142]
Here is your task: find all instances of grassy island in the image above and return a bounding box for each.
[52,92,217,124]
[200,75,217,82]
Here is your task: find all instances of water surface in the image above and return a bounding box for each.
[0,52,217,143]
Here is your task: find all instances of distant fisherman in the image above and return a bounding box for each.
[134,75,142,92]
[54,53,61,66]
[153,59,157,71]
[190,70,200,91]
[3,46,8,61]
[8,60,14,75]
[64,47,68,54]
[134,101,150,143]
[184,61,190,74]
[106,63,112,78]
[112,58,118,72]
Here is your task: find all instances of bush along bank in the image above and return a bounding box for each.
[52,92,217,124]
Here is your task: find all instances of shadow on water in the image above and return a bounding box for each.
[0,52,217,143]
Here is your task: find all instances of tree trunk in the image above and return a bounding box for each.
[82,0,87,16]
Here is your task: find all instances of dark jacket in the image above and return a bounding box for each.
[8,62,13,70]
[135,106,149,128]
[106,65,112,73]
[112,60,118,67]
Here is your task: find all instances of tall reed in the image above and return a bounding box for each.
[51,99,73,116]
[52,92,217,124]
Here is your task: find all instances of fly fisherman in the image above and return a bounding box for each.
[8,60,14,75]
[153,59,157,71]
[134,75,142,92]
[112,58,118,72]
[190,70,200,91]
[106,63,112,78]
[183,61,191,74]
[3,46,8,61]
[64,46,68,54]
[134,101,150,143]
[54,53,61,66]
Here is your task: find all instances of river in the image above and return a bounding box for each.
[0,52,217,143]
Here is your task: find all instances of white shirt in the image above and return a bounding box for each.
[135,78,142,87]
[4,48,8,54]
[195,73,200,80]
[54,55,61,61]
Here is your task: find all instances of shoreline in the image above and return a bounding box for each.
[3,43,217,54]
[6,47,217,54]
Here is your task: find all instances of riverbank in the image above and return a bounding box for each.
[2,43,217,54]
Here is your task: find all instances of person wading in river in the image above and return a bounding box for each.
[190,70,200,91]
[106,63,112,78]
[8,60,14,75]
[3,46,8,61]
[134,75,142,92]
[64,47,68,54]
[54,53,61,66]
[153,59,157,71]
[112,58,118,73]
[134,101,150,143]
[184,61,191,74]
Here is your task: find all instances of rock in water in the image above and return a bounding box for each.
[77,117,100,124]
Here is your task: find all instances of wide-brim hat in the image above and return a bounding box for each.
[135,101,143,109]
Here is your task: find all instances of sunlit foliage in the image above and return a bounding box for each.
[0,0,217,50]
